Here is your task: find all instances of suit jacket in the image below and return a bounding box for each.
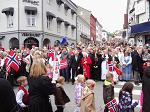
[70,55,82,69]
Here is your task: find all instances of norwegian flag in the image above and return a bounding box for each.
[5,50,19,73]
[107,61,122,76]
[106,99,118,112]
[59,60,68,69]
[47,48,55,61]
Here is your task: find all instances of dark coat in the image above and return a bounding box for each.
[0,78,18,112]
[28,76,56,112]
[103,80,114,104]
[70,55,81,69]
[143,67,150,112]
[54,84,70,106]
[132,51,144,73]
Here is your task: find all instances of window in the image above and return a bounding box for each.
[71,13,74,20]
[72,29,74,37]
[57,22,61,33]
[47,16,53,30]
[65,9,68,16]
[7,15,13,28]
[65,25,68,35]
[57,4,61,11]
[26,11,36,27]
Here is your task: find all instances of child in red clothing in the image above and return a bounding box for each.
[16,76,29,112]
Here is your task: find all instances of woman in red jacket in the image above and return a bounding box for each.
[81,52,92,79]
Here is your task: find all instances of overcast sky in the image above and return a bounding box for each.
[73,0,127,33]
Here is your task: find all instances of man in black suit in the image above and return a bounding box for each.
[70,49,82,84]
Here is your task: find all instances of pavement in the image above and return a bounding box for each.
[14,81,142,112]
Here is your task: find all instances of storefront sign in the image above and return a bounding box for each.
[23,0,39,6]
[22,32,41,37]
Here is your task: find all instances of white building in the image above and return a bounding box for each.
[77,15,90,43]
[127,0,150,45]
[96,20,103,43]
[0,0,77,49]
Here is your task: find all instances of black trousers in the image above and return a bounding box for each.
[71,68,78,83]
[55,106,64,112]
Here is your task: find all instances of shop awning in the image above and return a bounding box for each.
[57,17,64,22]
[71,9,76,15]
[46,11,56,18]
[131,21,150,34]
[56,0,64,5]
[64,21,70,26]
[71,25,76,29]
[25,6,37,14]
[2,7,14,15]
[64,4,70,10]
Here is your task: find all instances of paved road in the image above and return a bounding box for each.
[14,81,142,112]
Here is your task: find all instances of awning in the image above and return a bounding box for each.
[56,0,64,5]
[64,21,70,26]
[131,21,150,34]
[71,9,76,15]
[2,7,14,15]
[64,4,70,10]
[25,6,37,14]
[46,11,56,18]
[57,17,64,22]
[71,25,76,29]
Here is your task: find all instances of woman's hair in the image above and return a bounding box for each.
[17,76,27,86]
[119,82,134,98]
[30,59,47,78]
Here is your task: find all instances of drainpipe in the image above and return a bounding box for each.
[18,0,20,49]
[42,0,44,48]
[76,14,78,45]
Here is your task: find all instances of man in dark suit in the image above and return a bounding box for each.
[70,49,82,84]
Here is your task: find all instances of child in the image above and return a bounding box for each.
[46,63,53,80]
[54,76,70,112]
[74,75,86,112]
[118,82,138,112]
[80,79,96,112]
[16,76,29,112]
[103,73,114,112]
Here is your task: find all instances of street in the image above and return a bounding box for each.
[14,81,142,112]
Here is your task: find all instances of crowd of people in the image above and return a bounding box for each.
[0,39,150,112]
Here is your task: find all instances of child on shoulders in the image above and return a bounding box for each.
[16,76,29,112]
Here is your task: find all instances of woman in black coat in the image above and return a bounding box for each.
[142,66,150,112]
[28,59,56,112]
[0,78,18,112]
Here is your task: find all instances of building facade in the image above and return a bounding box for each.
[96,20,103,43]
[77,15,90,43]
[0,0,77,49]
[77,6,97,43]
[127,0,150,45]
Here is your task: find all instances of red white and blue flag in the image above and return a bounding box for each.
[5,50,19,73]
[106,99,118,112]
[60,60,68,69]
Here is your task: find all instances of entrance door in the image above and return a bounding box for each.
[9,38,19,49]
[24,37,39,49]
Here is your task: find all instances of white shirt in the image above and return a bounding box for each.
[16,90,26,107]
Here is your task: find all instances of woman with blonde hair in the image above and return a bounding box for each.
[28,59,56,112]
